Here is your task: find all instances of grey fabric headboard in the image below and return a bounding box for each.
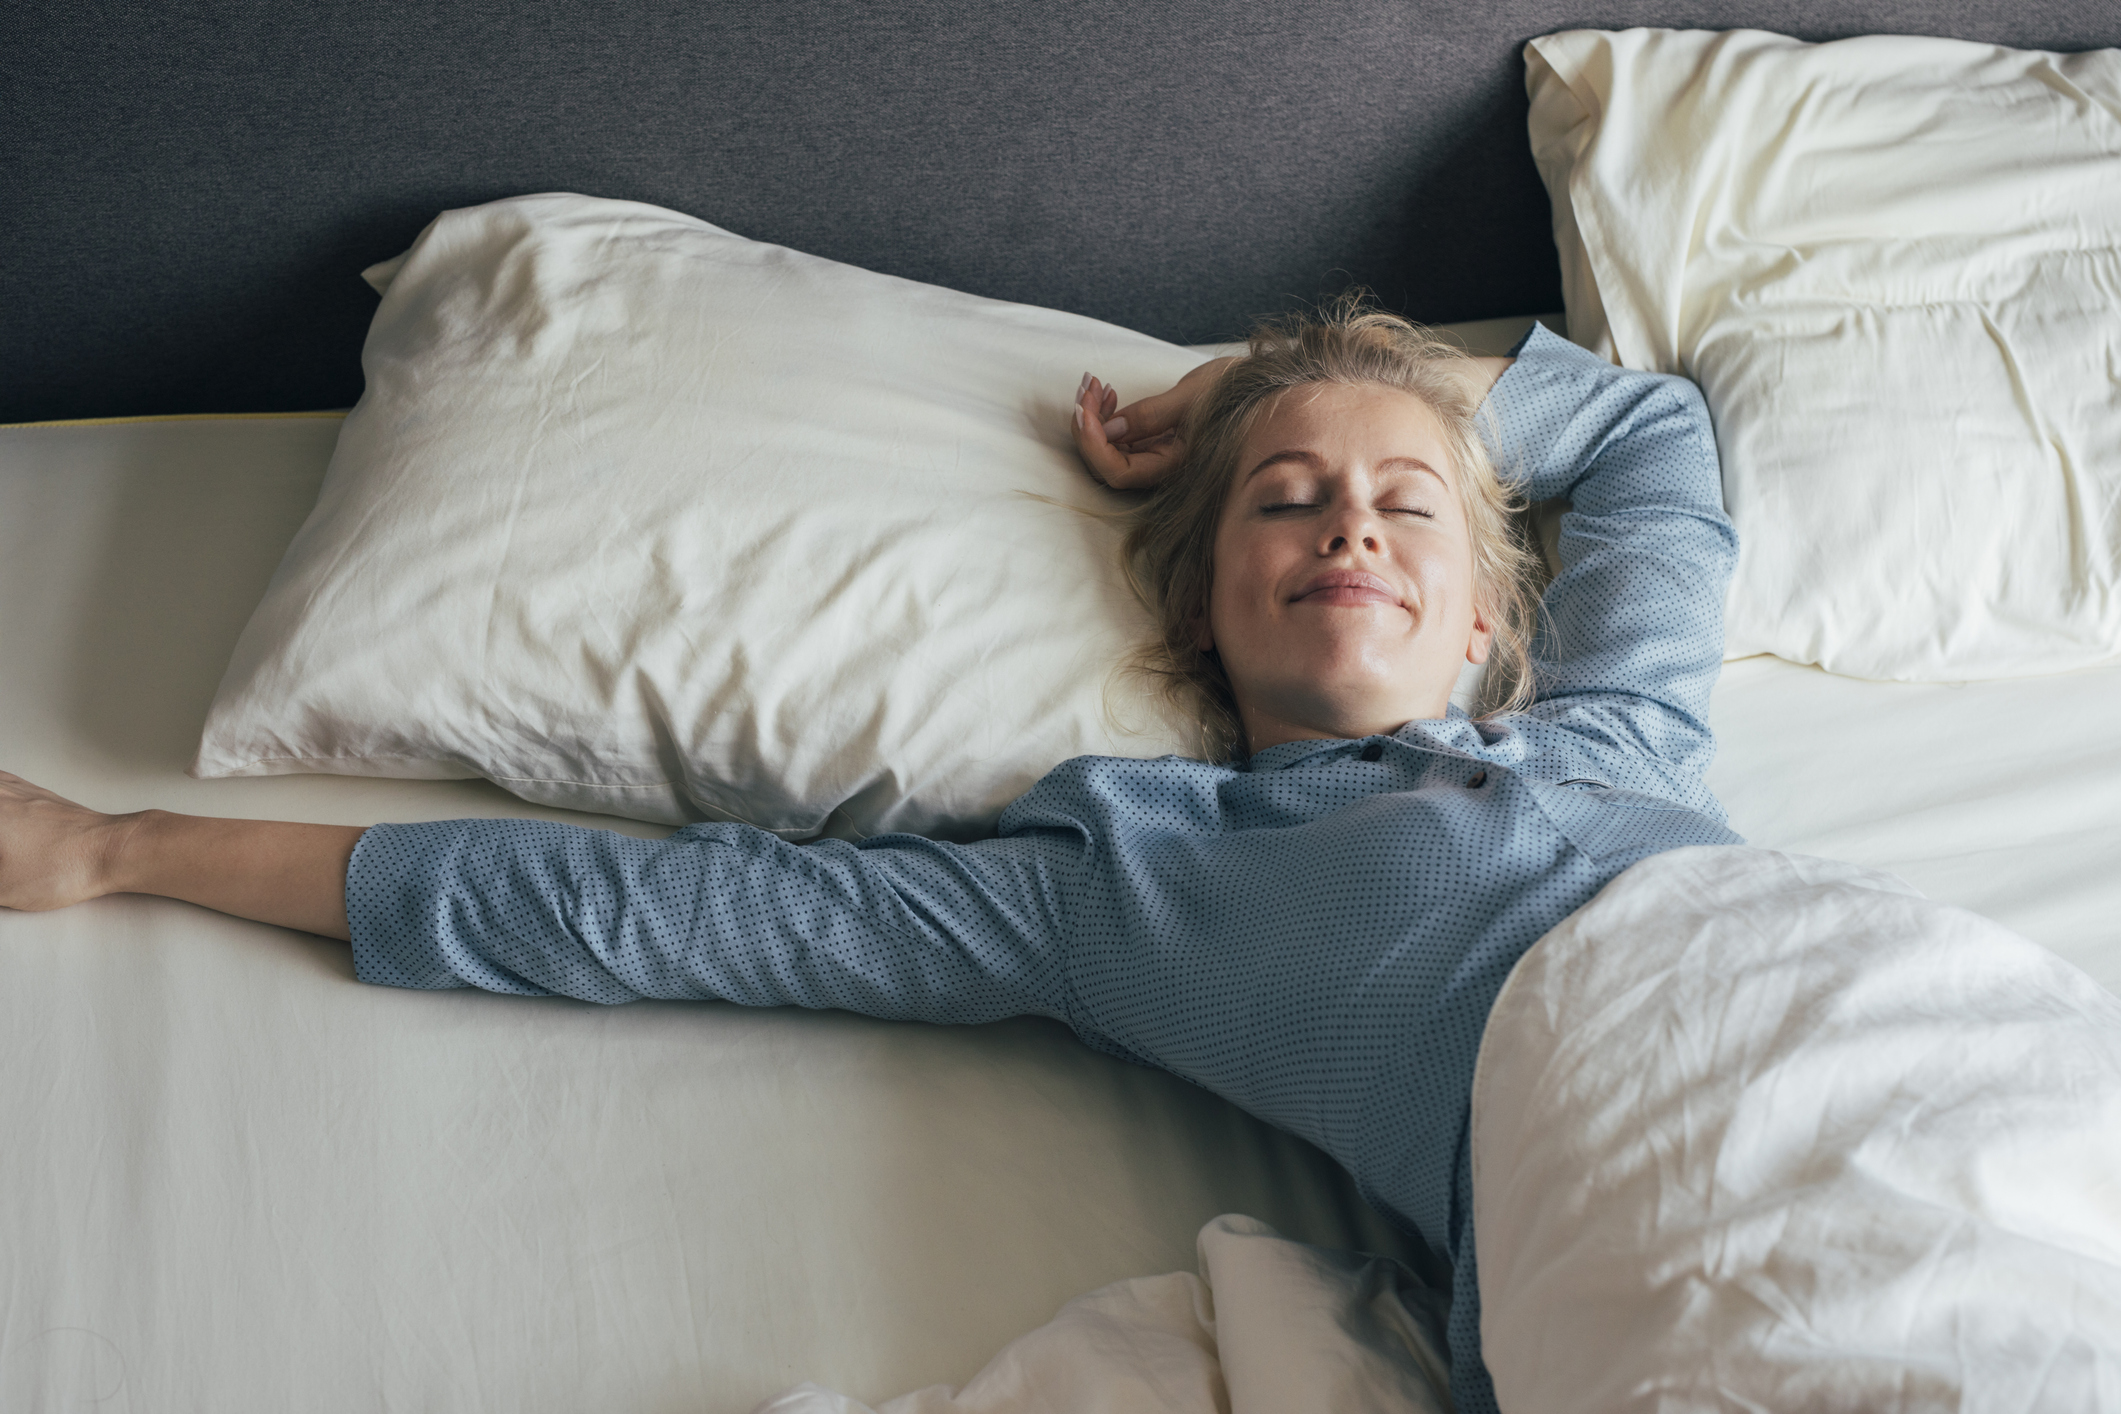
[5,0,2112,423]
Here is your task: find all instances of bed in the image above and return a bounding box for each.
[5,4,2119,1411]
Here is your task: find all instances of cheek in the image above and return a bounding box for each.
[1392,531,1479,632]
[1445,548,1487,632]
[1418,540,1473,594]
[1206,518,1303,639]
[1204,516,1259,625]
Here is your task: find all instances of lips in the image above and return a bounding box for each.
[1289,569,1402,607]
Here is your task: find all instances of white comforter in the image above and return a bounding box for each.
[1476,846,2121,1411]
[781,847,2121,1412]
[757,1214,1452,1414]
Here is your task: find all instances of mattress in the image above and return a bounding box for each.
[0,414,1425,1409]
[2,406,2116,1410]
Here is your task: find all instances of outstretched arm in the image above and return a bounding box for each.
[0,771,360,939]
[345,816,1078,1021]
[0,771,1079,1026]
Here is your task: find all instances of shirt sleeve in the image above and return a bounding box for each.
[345,815,1081,1023]
[1480,324,1737,775]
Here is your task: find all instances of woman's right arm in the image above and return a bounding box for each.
[1071,358,1232,488]
[0,772,1081,1026]
[345,816,1082,1024]
[1070,353,1513,488]
[2,763,1083,1026]
[0,771,360,939]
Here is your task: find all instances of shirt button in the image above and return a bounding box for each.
[1468,770,1488,788]
[1359,742,1384,762]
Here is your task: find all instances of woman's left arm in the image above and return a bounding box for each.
[1483,326,1737,774]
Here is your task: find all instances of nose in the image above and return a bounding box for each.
[1319,501,1382,556]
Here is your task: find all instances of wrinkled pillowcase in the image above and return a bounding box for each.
[193,193,1209,839]
[1527,28,2121,680]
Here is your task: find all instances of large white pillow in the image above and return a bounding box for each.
[193,193,1204,839]
[1526,29,2121,680]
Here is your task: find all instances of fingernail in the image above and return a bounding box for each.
[1103,416,1128,438]
[1079,373,1091,397]
[1073,405,1085,430]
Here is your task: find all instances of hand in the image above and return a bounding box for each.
[0,770,133,912]
[1070,357,1237,491]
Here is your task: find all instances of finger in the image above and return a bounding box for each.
[1088,377,1120,424]
[1096,425,1187,490]
[1112,384,1191,440]
[1071,383,1131,485]
[1114,427,1176,455]
[1115,438,1188,488]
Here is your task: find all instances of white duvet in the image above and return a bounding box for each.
[779,847,2121,1411]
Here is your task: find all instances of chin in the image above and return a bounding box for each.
[1302,630,1429,686]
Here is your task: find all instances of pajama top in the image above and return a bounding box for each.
[345,324,1742,1413]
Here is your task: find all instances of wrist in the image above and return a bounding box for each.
[97,808,167,898]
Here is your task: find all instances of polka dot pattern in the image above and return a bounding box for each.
[346,325,1739,1414]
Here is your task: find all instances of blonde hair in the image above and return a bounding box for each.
[1123,294,1543,761]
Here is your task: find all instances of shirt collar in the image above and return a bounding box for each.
[1236,706,1492,771]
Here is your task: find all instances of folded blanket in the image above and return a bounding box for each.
[753,1214,1451,1413]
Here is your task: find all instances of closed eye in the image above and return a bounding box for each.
[1257,501,1436,518]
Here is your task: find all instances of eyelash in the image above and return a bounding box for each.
[1260,502,1435,519]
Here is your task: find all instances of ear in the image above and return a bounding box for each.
[1465,602,1494,667]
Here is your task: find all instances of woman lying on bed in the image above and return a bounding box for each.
[0,298,1738,1414]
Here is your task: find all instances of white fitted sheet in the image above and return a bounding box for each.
[1706,654,2121,994]
[0,415,1422,1413]
[1,406,2115,1410]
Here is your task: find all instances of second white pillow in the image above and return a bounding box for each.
[1527,28,2121,681]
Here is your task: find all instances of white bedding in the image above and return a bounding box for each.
[2,409,2117,1409]
[798,849,2121,1414]
[1476,846,2121,1411]
[1705,654,2121,995]
[760,1215,1451,1414]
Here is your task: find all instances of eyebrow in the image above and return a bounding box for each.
[1242,449,1451,488]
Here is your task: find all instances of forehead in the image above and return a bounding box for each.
[1239,382,1456,481]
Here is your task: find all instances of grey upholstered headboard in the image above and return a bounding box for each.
[5,0,2111,423]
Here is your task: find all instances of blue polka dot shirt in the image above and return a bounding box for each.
[346,325,1740,1412]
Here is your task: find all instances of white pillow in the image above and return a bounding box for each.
[194,193,1206,839]
[1526,29,2121,680]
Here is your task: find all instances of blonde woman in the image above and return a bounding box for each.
[0,298,1738,1413]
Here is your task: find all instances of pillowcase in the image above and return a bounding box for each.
[193,193,1207,839]
[1526,29,2121,680]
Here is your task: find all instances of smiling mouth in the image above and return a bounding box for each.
[1290,571,1401,608]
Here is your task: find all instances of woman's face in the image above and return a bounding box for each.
[1204,381,1490,752]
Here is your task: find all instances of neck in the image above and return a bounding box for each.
[1237,697,1447,755]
